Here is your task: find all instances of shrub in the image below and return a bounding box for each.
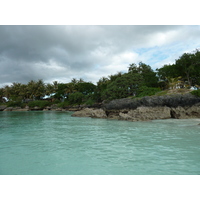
[136,86,161,97]
[6,101,24,107]
[191,89,200,97]
[57,101,70,108]
[68,92,84,105]
[28,100,51,109]
[53,99,61,104]
[84,99,95,106]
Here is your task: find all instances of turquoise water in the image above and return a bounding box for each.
[0,111,200,175]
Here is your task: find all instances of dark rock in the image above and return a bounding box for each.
[171,106,200,119]
[3,107,13,111]
[12,107,29,111]
[103,94,200,110]
[72,108,107,118]
[50,104,58,109]
[0,105,7,111]
[30,106,43,111]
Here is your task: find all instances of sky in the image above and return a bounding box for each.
[0,25,200,87]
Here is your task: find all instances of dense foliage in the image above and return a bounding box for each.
[0,49,200,107]
[157,49,200,89]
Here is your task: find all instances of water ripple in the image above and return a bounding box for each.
[0,112,200,175]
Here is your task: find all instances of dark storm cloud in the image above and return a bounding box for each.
[0,25,200,86]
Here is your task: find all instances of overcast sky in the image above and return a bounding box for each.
[0,25,200,87]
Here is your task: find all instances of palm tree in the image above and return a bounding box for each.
[19,84,29,101]
[65,83,77,95]
[45,83,54,96]
[78,78,84,83]
[34,79,45,100]
[10,82,25,101]
[53,81,58,92]
[4,85,11,100]
[0,88,5,103]
[167,76,182,90]
[26,80,45,100]
[71,78,78,84]
[27,80,36,100]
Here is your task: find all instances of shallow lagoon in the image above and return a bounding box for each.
[0,111,200,175]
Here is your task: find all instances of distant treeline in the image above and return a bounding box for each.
[1,49,200,105]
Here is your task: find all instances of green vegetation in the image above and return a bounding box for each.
[68,92,85,105]
[28,100,52,109]
[0,49,200,109]
[154,90,168,96]
[157,49,200,89]
[191,89,200,97]
[57,101,70,108]
[136,86,161,97]
[6,101,26,108]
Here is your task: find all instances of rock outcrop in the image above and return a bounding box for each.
[73,106,171,121]
[2,106,29,111]
[72,94,200,121]
[1,93,200,121]
[103,93,200,110]
[3,107,13,111]
[118,106,171,121]
[72,108,107,118]
[171,105,200,119]
[0,105,7,111]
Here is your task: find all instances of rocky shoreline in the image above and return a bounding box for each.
[72,93,200,121]
[0,104,83,112]
[1,93,200,121]
[0,102,102,112]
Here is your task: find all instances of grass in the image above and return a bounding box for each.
[191,89,200,97]
[154,90,169,96]
[155,88,192,96]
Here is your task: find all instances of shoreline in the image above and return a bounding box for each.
[71,106,200,121]
[1,106,200,122]
[1,93,200,121]
[1,106,200,124]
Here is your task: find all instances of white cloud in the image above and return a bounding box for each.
[0,25,200,86]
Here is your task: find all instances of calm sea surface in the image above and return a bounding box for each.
[0,111,200,175]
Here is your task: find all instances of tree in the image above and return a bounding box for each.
[166,76,183,89]
[156,64,177,89]
[95,77,110,102]
[139,62,159,87]
[108,72,123,82]
[53,81,58,91]
[102,73,144,100]
[26,80,45,100]
[76,82,96,95]
[129,62,158,87]
[53,83,68,100]
[68,92,84,105]
[3,85,11,100]
[157,49,200,88]
[128,63,138,74]
[71,78,78,84]
[0,88,5,103]
[45,83,55,97]
[175,52,195,87]
[8,82,29,102]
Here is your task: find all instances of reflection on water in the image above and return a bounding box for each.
[0,111,200,175]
